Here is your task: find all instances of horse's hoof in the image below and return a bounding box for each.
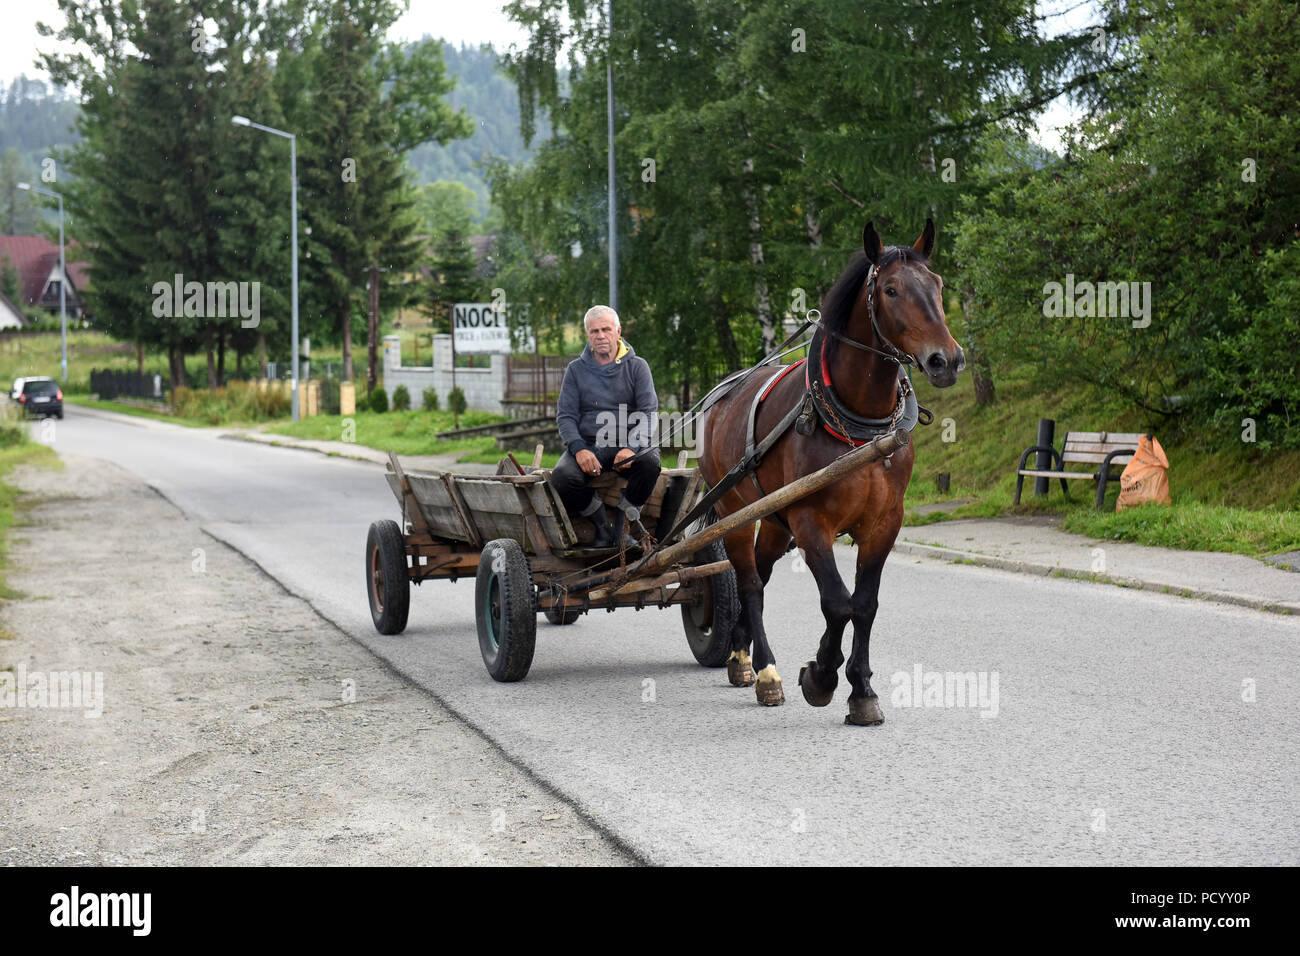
[844,695,885,726]
[755,665,785,706]
[799,661,835,707]
[727,650,756,687]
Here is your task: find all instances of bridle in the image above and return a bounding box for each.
[808,258,920,371]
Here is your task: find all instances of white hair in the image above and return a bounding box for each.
[583,305,620,331]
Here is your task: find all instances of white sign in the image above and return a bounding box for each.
[453,303,534,354]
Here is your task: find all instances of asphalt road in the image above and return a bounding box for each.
[48,407,1300,865]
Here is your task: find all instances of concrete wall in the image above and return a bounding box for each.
[382,334,507,413]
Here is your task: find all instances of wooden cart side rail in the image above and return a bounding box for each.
[387,451,431,534]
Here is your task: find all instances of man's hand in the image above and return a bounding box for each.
[613,448,636,471]
[576,449,601,476]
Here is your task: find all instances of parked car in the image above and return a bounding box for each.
[16,378,63,418]
[10,376,39,400]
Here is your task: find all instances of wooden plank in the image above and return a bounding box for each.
[588,559,732,601]
[1063,441,1139,454]
[455,479,532,516]
[405,474,470,541]
[1061,452,1134,465]
[536,481,578,550]
[440,473,483,549]
[1017,470,1099,479]
[523,482,575,550]
[513,483,554,556]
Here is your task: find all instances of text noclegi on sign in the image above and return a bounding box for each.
[452,302,534,354]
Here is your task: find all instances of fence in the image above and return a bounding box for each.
[90,368,165,401]
[505,354,579,416]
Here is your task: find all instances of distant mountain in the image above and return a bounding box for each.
[406,42,550,220]
[0,76,81,169]
[0,44,538,225]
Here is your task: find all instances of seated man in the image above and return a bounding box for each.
[553,305,662,549]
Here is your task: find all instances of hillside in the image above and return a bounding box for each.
[0,42,540,226]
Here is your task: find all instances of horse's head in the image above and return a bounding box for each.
[862,219,965,388]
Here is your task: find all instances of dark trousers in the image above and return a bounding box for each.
[552,446,662,517]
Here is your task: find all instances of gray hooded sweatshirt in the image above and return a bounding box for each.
[556,339,658,456]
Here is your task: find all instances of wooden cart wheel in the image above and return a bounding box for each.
[366,520,410,635]
[681,538,739,667]
[543,606,582,625]
[476,539,537,682]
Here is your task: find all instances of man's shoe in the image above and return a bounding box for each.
[588,506,617,549]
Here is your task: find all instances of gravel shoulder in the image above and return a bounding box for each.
[0,451,632,866]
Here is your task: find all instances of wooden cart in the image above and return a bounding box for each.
[365,430,910,682]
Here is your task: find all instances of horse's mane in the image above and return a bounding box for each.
[820,245,927,364]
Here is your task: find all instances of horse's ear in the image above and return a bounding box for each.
[913,218,935,258]
[915,218,935,257]
[863,222,883,265]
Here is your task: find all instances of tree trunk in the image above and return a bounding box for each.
[216,330,226,386]
[742,158,777,354]
[257,331,267,378]
[169,342,186,394]
[961,287,996,406]
[205,328,217,389]
[136,341,143,374]
[341,300,354,382]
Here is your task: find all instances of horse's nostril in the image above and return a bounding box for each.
[926,352,946,371]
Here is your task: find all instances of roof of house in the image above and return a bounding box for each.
[0,235,89,305]
[0,288,29,328]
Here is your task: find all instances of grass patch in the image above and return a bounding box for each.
[1062,501,1300,557]
[0,421,61,617]
[268,408,509,458]
[897,371,1300,552]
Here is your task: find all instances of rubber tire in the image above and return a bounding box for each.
[682,537,740,667]
[544,606,582,625]
[476,539,537,682]
[366,520,410,635]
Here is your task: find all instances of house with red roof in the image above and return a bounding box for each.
[0,235,90,328]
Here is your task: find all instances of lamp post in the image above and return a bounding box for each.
[606,0,618,312]
[16,182,67,382]
[232,115,300,422]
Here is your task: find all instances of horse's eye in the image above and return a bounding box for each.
[884,287,897,297]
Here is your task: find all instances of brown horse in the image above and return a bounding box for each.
[697,219,964,724]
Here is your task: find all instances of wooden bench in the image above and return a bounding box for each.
[1014,431,1145,508]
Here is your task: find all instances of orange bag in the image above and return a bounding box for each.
[1116,435,1171,512]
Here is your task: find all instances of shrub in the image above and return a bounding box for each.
[448,387,467,416]
[392,384,411,411]
[369,388,389,413]
[422,387,439,411]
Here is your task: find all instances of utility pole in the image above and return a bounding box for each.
[606,0,618,312]
[368,264,380,396]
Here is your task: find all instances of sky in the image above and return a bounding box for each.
[4,0,1093,153]
[1,0,532,88]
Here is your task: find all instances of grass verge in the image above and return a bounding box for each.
[0,424,61,628]
[899,371,1300,556]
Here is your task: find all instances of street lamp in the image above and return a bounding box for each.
[606,0,618,312]
[16,182,68,382]
[232,114,300,422]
